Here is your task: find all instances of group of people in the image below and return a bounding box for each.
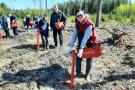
[0,13,19,38]
[0,4,98,80]
[33,5,66,49]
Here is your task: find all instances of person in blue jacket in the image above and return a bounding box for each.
[1,14,11,38]
[33,16,40,30]
[68,9,94,80]
[38,16,49,50]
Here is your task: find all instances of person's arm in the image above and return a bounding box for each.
[68,26,77,53]
[7,17,10,29]
[61,12,66,25]
[69,26,77,48]
[50,14,53,29]
[80,25,93,48]
[47,23,50,37]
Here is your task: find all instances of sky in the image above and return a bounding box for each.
[0,0,135,10]
[0,0,68,10]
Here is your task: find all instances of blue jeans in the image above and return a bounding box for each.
[76,56,92,75]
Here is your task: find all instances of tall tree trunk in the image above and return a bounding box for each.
[96,0,103,27]
[80,0,82,9]
[45,0,47,15]
[129,0,131,5]
[40,0,42,16]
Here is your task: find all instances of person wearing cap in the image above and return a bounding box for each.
[1,14,11,38]
[50,5,66,47]
[38,16,50,50]
[68,9,94,79]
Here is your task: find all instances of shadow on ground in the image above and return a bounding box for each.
[1,64,70,89]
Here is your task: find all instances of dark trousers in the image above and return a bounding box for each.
[12,27,18,36]
[27,25,32,30]
[41,33,48,49]
[53,29,63,47]
[26,25,29,30]
[76,56,92,76]
[4,30,10,38]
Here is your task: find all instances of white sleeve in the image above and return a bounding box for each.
[80,25,92,48]
[7,18,11,28]
[69,26,77,48]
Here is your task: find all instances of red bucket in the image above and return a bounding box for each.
[81,43,102,58]
[29,21,35,26]
[55,22,63,29]
[11,22,18,28]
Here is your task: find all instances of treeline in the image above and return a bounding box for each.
[0,3,10,15]
[0,3,49,18]
[58,0,135,23]
[12,9,49,18]
[58,0,129,16]
[0,0,134,21]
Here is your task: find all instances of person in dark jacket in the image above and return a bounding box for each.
[68,9,94,80]
[9,14,19,36]
[38,16,49,50]
[50,5,66,47]
[25,15,31,30]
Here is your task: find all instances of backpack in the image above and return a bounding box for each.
[1,17,8,30]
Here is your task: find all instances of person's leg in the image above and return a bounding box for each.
[76,56,82,77]
[26,23,29,30]
[4,30,7,37]
[23,22,25,27]
[40,33,45,49]
[85,58,92,78]
[14,27,19,36]
[13,28,18,36]
[13,28,15,36]
[7,30,10,38]
[45,36,48,49]
[4,30,10,38]
[53,29,58,47]
[58,29,63,46]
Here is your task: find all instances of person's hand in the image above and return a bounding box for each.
[67,47,73,54]
[64,47,73,57]
[77,49,84,58]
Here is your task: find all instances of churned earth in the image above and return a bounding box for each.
[0,23,135,90]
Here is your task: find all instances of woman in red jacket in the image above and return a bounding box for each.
[68,9,94,80]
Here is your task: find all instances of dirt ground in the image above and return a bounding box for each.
[0,23,135,90]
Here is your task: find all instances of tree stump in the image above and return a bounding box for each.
[101,27,135,50]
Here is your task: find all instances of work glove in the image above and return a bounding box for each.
[12,20,15,23]
[77,49,84,58]
[67,47,73,54]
